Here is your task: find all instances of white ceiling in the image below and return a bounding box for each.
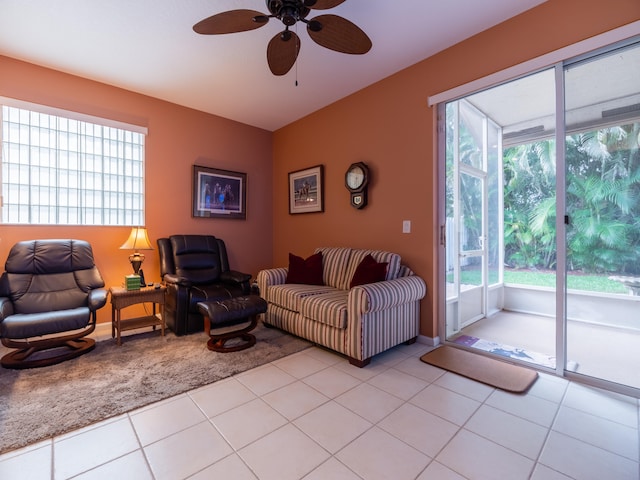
[0,0,547,131]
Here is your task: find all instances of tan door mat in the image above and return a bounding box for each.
[420,346,538,393]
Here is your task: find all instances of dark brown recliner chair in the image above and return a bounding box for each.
[0,239,108,369]
[157,235,251,336]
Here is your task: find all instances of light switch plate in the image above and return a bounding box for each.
[402,220,411,233]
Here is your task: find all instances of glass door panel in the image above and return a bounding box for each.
[564,42,640,388]
[444,69,557,369]
[459,170,486,327]
[445,100,488,337]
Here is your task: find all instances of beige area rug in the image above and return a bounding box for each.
[420,346,538,393]
[0,323,311,454]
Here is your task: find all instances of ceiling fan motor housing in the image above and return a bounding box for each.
[266,0,311,26]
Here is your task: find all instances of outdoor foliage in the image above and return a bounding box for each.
[504,123,640,274]
[447,98,640,277]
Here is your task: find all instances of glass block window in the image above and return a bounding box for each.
[1,99,146,225]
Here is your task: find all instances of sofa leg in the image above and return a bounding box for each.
[348,357,371,368]
[405,337,418,345]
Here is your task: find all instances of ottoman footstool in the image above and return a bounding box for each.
[197,295,267,353]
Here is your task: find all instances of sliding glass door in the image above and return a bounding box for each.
[564,42,640,387]
[441,37,640,391]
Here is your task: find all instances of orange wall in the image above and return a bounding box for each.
[0,56,274,325]
[272,0,640,339]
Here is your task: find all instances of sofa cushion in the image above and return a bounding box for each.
[299,290,349,329]
[345,250,401,285]
[286,252,324,285]
[268,284,336,311]
[350,254,388,288]
[314,247,352,289]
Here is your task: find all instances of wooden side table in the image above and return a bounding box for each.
[109,286,166,345]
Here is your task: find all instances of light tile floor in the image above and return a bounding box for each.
[1,342,639,480]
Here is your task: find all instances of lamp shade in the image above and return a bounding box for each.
[120,227,153,251]
[120,227,153,275]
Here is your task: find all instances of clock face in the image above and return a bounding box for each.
[346,166,365,189]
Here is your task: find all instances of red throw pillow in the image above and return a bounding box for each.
[350,254,388,288]
[286,252,324,285]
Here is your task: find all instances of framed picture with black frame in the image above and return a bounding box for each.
[288,164,324,214]
[192,165,247,219]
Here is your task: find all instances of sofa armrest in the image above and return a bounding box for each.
[256,268,288,295]
[345,275,426,363]
[0,297,14,323]
[349,275,426,313]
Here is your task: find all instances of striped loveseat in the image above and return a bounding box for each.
[256,247,427,367]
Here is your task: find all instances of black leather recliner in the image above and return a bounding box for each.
[157,235,251,336]
[0,239,108,368]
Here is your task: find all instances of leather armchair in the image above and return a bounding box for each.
[0,239,108,368]
[157,235,251,335]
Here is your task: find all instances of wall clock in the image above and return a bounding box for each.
[345,162,370,209]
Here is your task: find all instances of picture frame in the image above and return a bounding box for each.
[288,165,324,214]
[192,165,247,219]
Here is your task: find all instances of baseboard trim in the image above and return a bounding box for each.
[417,334,440,347]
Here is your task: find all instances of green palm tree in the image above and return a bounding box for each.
[565,125,640,273]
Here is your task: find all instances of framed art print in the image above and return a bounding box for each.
[192,165,247,219]
[288,165,324,214]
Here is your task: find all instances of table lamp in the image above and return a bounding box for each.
[120,227,153,275]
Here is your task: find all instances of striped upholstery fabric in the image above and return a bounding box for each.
[347,301,421,360]
[257,248,427,364]
[314,247,352,289]
[299,290,349,328]
[349,275,426,312]
[268,284,335,311]
[345,276,425,359]
[256,267,288,301]
[267,304,346,354]
[263,304,299,330]
[397,265,414,278]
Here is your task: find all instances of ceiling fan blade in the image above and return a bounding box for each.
[267,30,301,76]
[307,0,347,9]
[193,10,267,35]
[307,14,372,54]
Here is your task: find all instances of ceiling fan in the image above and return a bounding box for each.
[193,0,372,76]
